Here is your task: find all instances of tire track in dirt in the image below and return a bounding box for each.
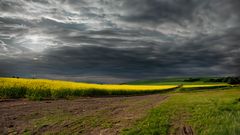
[169,111,194,135]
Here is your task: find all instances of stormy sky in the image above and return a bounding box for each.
[0,0,239,83]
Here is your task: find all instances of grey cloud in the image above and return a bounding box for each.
[0,0,239,82]
[0,0,26,13]
[1,39,238,80]
[120,0,198,25]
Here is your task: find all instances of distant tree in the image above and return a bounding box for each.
[204,77,240,84]
[227,77,240,84]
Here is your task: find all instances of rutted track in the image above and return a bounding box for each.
[0,94,168,135]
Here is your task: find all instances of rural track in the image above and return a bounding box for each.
[0,94,169,135]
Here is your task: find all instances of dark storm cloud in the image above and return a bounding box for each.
[42,45,225,77]
[0,0,240,82]
[120,0,198,24]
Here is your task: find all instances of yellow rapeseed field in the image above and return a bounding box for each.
[0,77,230,100]
[0,77,179,99]
[0,77,177,91]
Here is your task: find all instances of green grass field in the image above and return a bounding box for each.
[127,77,228,85]
[122,87,240,135]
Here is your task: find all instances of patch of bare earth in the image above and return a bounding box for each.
[169,112,194,135]
[0,94,168,135]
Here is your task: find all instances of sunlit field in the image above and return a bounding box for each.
[0,77,178,100]
[182,84,228,88]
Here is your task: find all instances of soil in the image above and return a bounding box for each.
[0,94,168,135]
[169,111,194,135]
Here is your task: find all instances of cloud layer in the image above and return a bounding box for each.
[0,0,239,82]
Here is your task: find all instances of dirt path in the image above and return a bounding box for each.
[0,94,168,135]
[169,112,194,135]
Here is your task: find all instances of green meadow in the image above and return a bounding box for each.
[123,87,240,135]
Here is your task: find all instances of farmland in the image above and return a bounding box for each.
[123,87,240,135]
[0,77,178,100]
[0,77,229,100]
[0,77,239,135]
